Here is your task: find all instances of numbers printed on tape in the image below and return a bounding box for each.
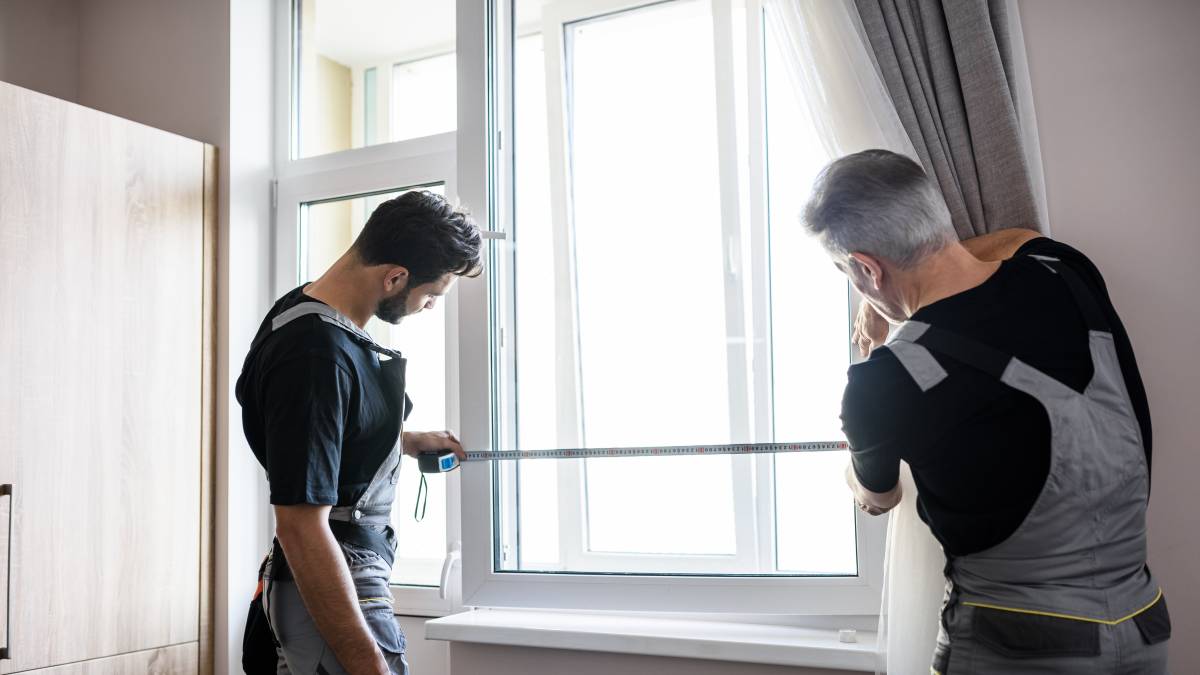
[420,441,849,473]
[462,440,848,463]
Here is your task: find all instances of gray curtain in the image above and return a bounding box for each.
[854,0,1042,237]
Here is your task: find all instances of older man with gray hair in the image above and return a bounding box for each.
[804,149,1169,673]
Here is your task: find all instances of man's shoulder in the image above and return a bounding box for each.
[847,346,916,392]
[844,346,925,416]
[255,290,371,371]
[1012,236,1103,282]
[261,314,367,368]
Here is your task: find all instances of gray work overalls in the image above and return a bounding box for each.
[886,258,1170,674]
[256,302,411,675]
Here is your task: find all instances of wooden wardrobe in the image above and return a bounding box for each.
[0,81,215,674]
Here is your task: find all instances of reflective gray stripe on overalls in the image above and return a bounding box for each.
[260,302,410,675]
[886,259,1169,674]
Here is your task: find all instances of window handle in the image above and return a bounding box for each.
[0,483,12,660]
[439,541,462,601]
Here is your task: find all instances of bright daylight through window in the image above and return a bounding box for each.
[498,0,856,577]
[292,0,456,159]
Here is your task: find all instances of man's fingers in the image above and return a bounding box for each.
[442,431,466,459]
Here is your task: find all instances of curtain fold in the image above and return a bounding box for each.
[763,3,945,673]
[853,0,1046,237]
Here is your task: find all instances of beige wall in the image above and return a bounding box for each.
[309,55,353,155]
[0,0,80,102]
[74,0,229,146]
[1019,0,1200,672]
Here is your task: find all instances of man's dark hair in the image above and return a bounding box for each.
[353,190,483,285]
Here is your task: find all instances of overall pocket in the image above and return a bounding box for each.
[972,607,1100,658]
[1132,594,1171,645]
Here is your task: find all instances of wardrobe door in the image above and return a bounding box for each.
[0,82,204,672]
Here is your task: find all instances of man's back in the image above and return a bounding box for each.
[842,236,1152,556]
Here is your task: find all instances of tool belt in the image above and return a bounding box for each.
[268,519,397,581]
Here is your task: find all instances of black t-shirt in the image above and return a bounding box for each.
[842,237,1152,557]
[236,286,404,506]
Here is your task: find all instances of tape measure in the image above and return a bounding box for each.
[416,440,849,474]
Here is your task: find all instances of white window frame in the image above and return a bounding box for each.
[457,0,888,614]
[272,0,471,617]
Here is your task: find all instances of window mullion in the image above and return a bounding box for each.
[743,0,777,574]
[711,0,759,568]
[542,6,590,573]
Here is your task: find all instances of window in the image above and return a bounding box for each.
[275,0,462,616]
[290,0,456,159]
[275,0,887,618]
[458,0,885,613]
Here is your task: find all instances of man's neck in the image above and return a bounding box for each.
[303,257,377,329]
[902,243,1001,317]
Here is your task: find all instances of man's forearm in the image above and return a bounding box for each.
[276,507,388,675]
[845,463,902,516]
[960,227,1042,262]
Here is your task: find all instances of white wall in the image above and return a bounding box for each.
[1018,1,1200,672]
[450,644,852,675]
[0,0,80,102]
[223,2,277,675]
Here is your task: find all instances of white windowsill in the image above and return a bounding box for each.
[425,608,880,672]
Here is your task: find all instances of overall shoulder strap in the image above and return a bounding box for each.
[889,320,1013,382]
[252,301,404,361]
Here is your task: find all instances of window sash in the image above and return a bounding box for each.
[459,0,887,613]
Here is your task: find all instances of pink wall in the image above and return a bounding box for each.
[1019,0,1200,672]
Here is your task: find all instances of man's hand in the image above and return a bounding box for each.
[403,430,466,460]
[852,301,891,358]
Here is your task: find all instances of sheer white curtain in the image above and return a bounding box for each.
[763,1,943,673]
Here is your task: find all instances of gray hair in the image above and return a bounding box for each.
[801,149,956,268]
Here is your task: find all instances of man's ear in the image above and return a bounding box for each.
[384,266,410,292]
[848,252,885,291]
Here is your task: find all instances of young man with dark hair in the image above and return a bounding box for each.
[237,190,482,675]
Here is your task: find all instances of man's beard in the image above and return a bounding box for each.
[375,287,411,324]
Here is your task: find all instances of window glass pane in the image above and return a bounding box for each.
[501,0,856,577]
[392,54,457,141]
[300,185,449,586]
[571,1,737,558]
[293,0,455,158]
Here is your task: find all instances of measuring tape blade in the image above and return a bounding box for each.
[419,441,849,473]
[462,440,847,463]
